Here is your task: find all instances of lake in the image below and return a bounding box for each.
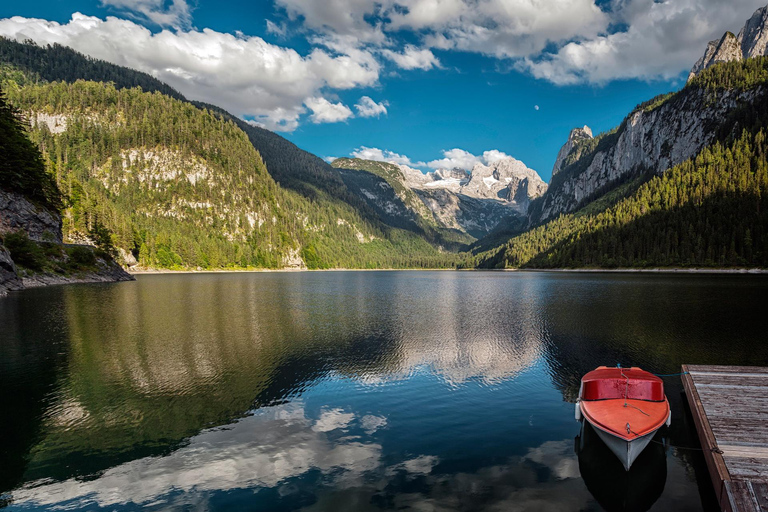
[1,271,767,511]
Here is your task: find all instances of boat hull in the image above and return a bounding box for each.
[587,420,657,471]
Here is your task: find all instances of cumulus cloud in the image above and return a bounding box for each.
[349,146,520,171]
[305,97,354,123]
[426,148,516,170]
[0,13,379,131]
[380,44,440,70]
[100,0,192,28]
[351,146,426,168]
[426,148,482,170]
[521,0,765,84]
[354,96,388,117]
[272,0,767,85]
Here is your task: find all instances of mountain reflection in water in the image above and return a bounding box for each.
[1,271,766,511]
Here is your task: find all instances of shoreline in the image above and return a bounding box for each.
[129,267,768,275]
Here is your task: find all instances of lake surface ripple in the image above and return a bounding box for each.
[1,271,767,511]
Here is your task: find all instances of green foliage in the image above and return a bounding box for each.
[0,37,184,100]
[68,245,96,267]
[0,85,62,210]
[688,56,768,92]
[2,231,47,270]
[470,129,768,269]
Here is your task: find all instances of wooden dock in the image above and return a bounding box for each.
[682,364,768,512]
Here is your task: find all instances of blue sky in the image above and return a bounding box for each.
[1,0,766,181]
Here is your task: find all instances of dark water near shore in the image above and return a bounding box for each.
[1,271,767,511]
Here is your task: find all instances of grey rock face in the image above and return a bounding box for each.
[552,126,593,176]
[534,87,764,225]
[0,189,63,243]
[415,188,519,238]
[689,32,742,81]
[689,4,768,81]
[739,5,768,58]
[0,244,22,297]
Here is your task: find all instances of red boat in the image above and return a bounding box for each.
[576,366,671,470]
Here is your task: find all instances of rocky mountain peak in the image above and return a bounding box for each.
[739,5,768,58]
[689,4,768,81]
[688,32,742,81]
[462,158,547,203]
[552,125,593,176]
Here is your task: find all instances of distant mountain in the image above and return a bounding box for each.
[332,156,546,239]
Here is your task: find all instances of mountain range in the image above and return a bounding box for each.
[1,3,768,291]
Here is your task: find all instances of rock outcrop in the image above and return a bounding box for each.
[0,189,63,243]
[552,126,593,176]
[0,244,22,297]
[689,5,768,80]
[688,32,742,81]
[740,5,768,58]
[0,189,134,297]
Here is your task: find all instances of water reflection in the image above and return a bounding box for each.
[1,271,765,510]
[576,422,667,512]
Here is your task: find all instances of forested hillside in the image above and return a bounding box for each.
[1,73,458,269]
[0,37,184,100]
[0,39,463,269]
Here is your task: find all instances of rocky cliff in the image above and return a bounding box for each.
[689,5,768,80]
[1,185,134,297]
[0,189,63,243]
[551,126,593,176]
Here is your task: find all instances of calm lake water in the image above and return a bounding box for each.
[1,271,767,511]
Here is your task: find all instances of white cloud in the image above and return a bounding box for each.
[350,146,521,171]
[265,19,287,37]
[521,0,765,84]
[380,44,440,70]
[534,105,540,111]
[100,0,192,28]
[480,150,512,165]
[271,0,767,85]
[276,0,387,44]
[305,97,354,123]
[354,96,388,117]
[0,13,379,131]
[426,148,482,170]
[351,146,426,167]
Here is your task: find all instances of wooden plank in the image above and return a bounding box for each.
[751,482,768,511]
[688,365,768,374]
[724,480,760,512]
[720,445,768,459]
[692,374,768,387]
[709,419,768,446]
[682,364,731,504]
[725,457,768,479]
